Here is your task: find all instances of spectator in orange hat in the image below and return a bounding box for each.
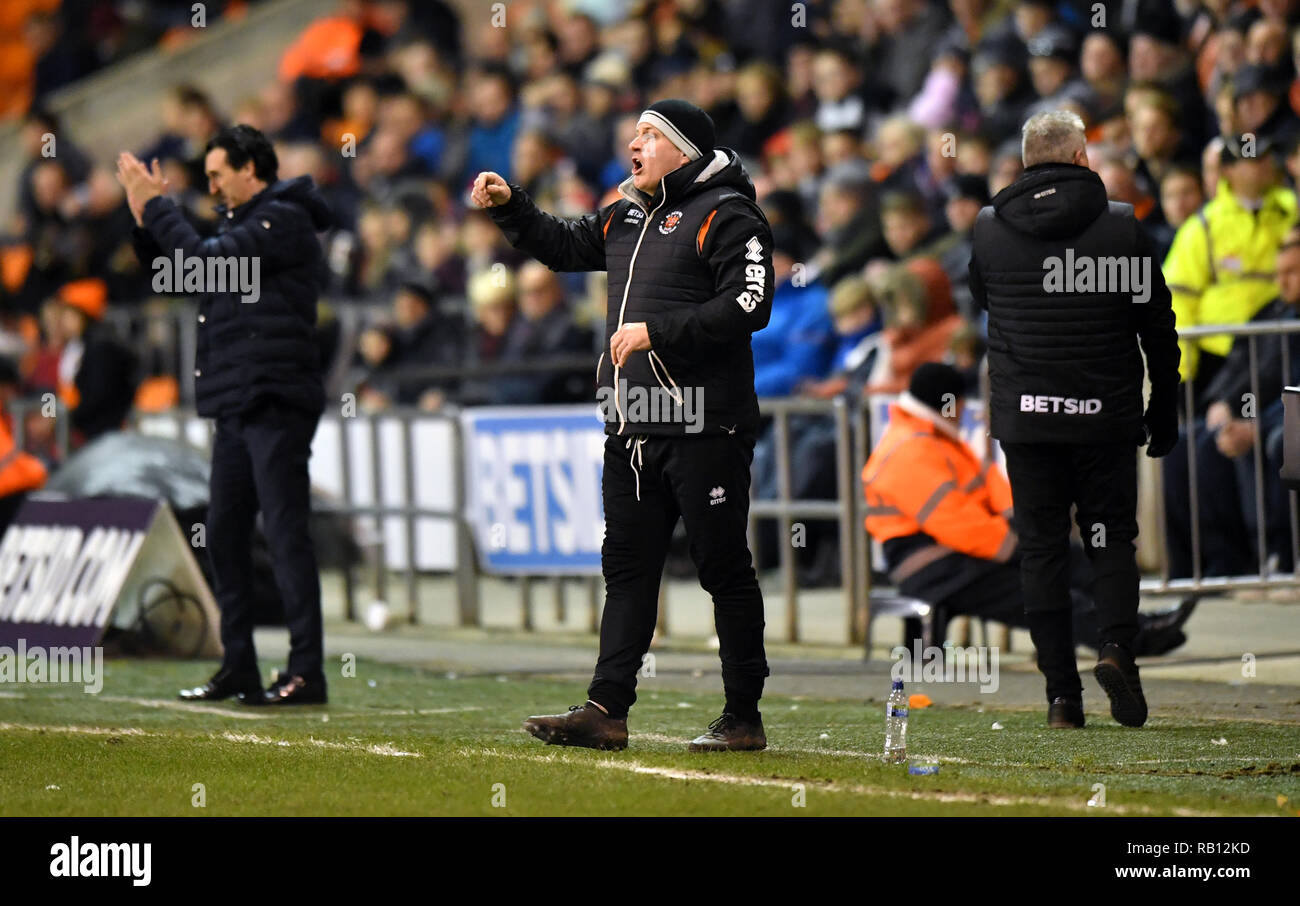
[863,258,965,395]
[53,279,138,444]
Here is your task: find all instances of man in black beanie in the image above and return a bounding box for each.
[969,110,1181,729]
[472,99,775,751]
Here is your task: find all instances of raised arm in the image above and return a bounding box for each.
[474,171,608,273]
[140,194,317,271]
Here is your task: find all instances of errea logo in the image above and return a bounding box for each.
[709,486,726,505]
[736,237,766,313]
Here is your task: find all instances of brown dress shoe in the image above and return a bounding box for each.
[523,702,628,750]
[688,713,767,751]
[1047,697,1085,728]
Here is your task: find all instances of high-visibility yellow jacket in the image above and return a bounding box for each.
[1163,181,1297,382]
[862,399,1016,582]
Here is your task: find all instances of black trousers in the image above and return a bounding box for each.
[207,399,323,680]
[1001,441,1140,701]
[588,432,770,720]
[900,546,1103,649]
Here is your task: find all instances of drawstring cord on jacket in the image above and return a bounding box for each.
[617,350,684,436]
[648,350,685,407]
[625,435,646,501]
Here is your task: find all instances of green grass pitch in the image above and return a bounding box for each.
[2,658,1298,816]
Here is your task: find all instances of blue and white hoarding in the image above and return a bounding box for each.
[462,406,606,574]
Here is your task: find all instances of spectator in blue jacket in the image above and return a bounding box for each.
[462,65,519,187]
[751,226,837,398]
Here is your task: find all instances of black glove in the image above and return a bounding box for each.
[1142,404,1178,458]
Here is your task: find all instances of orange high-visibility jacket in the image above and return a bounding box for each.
[0,414,45,498]
[862,399,1016,582]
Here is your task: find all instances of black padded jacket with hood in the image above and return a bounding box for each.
[488,148,774,439]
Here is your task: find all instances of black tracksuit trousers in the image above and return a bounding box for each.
[1000,441,1140,702]
[588,431,770,721]
[207,398,324,682]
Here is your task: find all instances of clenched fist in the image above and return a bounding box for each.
[471,172,512,208]
[610,322,650,367]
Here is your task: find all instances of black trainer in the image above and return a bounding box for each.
[1047,697,1085,728]
[688,713,767,752]
[1094,643,1148,727]
[523,702,628,750]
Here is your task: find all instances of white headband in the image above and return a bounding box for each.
[637,109,702,161]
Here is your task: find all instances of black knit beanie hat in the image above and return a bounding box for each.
[908,362,966,414]
[638,99,716,161]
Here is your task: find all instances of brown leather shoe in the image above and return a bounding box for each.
[688,713,767,752]
[523,703,628,750]
[1047,697,1085,728]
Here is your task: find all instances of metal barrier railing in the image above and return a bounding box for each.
[101,297,603,407]
[1145,318,1300,595]
[11,317,1298,643]
[749,396,861,643]
[129,406,482,627]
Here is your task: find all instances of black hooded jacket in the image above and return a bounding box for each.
[488,148,774,438]
[970,163,1180,444]
[133,176,332,418]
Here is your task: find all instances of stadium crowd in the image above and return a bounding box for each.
[3,0,1300,582]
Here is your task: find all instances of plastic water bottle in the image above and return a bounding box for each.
[885,680,908,763]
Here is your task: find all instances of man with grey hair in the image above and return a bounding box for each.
[969,110,1181,730]
[1020,109,1088,168]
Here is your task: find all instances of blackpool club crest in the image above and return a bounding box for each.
[659,210,683,234]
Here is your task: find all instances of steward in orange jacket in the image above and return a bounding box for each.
[0,357,47,532]
[864,395,1016,585]
[0,413,44,499]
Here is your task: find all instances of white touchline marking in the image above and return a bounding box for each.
[635,734,1294,769]
[219,731,421,757]
[478,750,1247,816]
[0,691,26,699]
[635,732,884,759]
[98,696,274,719]
[83,696,482,719]
[362,743,422,757]
[0,722,151,736]
[0,722,421,758]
